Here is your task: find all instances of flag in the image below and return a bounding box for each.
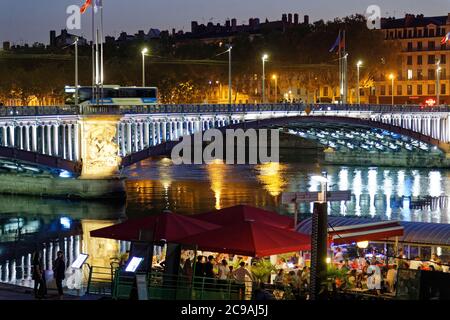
[80,0,92,14]
[441,32,450,45]
[338,31,345,52]
[329,33,341,53]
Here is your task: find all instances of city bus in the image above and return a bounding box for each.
[64,85,158,105]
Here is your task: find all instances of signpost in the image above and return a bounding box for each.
[281,179,351,300]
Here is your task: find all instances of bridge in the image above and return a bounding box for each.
[0,103,449,198]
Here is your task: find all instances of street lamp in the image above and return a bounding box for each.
[227,45,232,105]
[389,73,395,106]
[356,60,362,105]
[436,60,441,106]
[262,54,269,103]
[272,74,278,103]
[141,48,149,87]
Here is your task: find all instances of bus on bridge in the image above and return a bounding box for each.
[64,85,158,106]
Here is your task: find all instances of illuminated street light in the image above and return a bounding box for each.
[436,60,441,105]
[262,54,269,103]
[389,73,395,106]
[142,48,149,87]
[356,60,363,105]
[227,45,232,105]
[272,74,278,103]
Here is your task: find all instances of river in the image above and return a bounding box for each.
[0,156,449,284]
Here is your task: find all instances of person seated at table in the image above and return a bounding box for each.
[367,258,382,295]
[347,269,357,289]
[429,253,443,271]
[274,269,285,287]
[340,259,351,272]
[409,256,423,270]
[287,270,301,292]
[300,267,310,290]
[334,247,344,263]
[350,258,360,270]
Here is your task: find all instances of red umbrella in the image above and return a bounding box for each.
[191,205,294,230]
[90,211,220,242]
[176,220,311,257]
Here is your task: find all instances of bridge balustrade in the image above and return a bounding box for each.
[1,103,449,117]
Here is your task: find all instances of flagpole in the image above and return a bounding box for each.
[343,30,347,105]
[338,29,342,104]
[100,2,104,106]
[92,4,95,105]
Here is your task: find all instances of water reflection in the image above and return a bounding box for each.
[0,195,125,287]
[124,160,450,225]
[1,159,450,286]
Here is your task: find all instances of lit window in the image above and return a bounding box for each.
[407,69,413,80]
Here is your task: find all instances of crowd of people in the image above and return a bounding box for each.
[175,247,449,299]
[327,247,449,296]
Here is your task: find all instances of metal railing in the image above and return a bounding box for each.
[85,263,118,296]
[110,269,243,300]
[1,103,449,118]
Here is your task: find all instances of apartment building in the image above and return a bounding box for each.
[376,13,450,105]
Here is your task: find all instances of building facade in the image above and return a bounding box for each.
[376,14,450,105]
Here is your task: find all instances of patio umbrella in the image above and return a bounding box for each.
[191,205,294,230]
[176,220,311,257]
[90,211,220,242]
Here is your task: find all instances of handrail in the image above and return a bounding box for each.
[0,103,449,118]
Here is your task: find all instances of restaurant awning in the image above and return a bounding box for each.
[297,216,450,247]
[90,211,220,242]
[176,220,311,257]
[191,205,295,230]
[328,220,404,245]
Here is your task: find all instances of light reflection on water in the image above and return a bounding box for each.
[0,158,450,283]
[125,159,450,225]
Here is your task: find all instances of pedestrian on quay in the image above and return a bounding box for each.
[53,251,66,300]
[32,250,46,299]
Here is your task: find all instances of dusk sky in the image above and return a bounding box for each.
[1,0,449,44]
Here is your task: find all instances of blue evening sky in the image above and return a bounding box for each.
[0,0,449,44]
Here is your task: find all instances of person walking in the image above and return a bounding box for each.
[32,250,46,299]
[53,251,66,299]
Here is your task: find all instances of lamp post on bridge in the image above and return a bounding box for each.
[436,60,441,106]
[262,54,269,104]
[356,60,362,105]
[272,74,278,103]
[142,48,149,87]
[389,73,395,106]
[227,45,232,105]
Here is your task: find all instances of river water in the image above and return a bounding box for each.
[0,156,449,284]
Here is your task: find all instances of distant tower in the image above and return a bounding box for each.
[231,18,237,31]
[304,15,310,25]
[288,13,293,24]
[50,30,56,47]
[294,13,299,24]
[225,19,231,28]
[282,14,288,23]
[191,21,198,33]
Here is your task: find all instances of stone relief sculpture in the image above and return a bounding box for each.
[82,121,121,178]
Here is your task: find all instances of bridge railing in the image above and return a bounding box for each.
[0,105,79,117]
[1,103,449,117]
